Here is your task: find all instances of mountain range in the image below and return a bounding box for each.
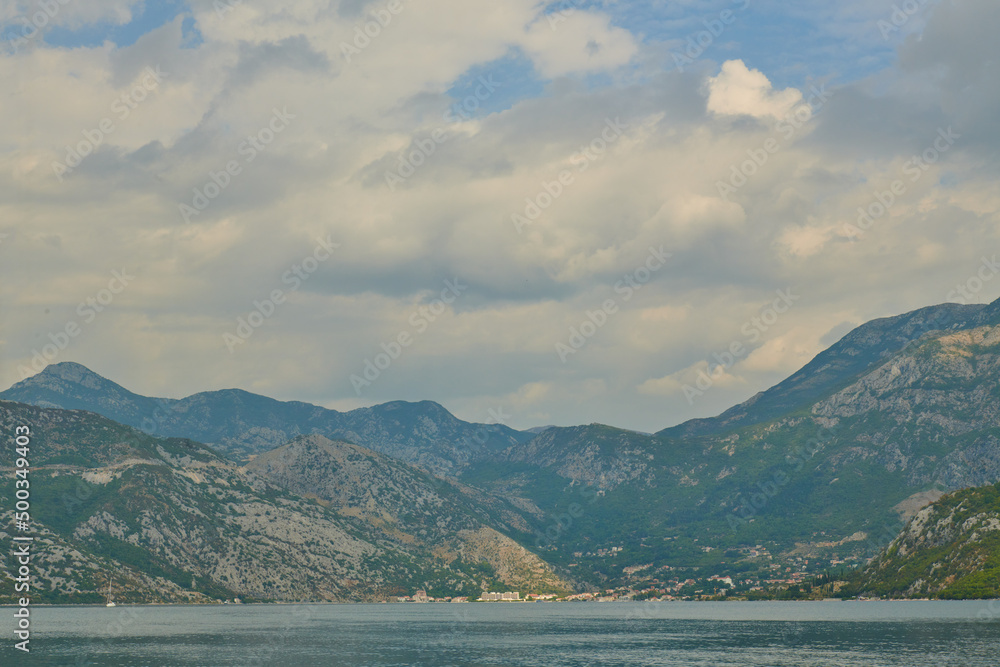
[1,362,529,477]
[0,401,567,604]
[6,296,1000,601]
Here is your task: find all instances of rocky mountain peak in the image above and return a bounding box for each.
[14,361,114,392]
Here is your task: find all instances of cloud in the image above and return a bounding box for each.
[2,0,138,32]
[776,223,833,258]
[520,10,638,78]
[706,59,804,120]
[738,329,819,375]
[1,0,999,434]
[646,193,746,240]
[639,304,690,323]
[637,360,747,397]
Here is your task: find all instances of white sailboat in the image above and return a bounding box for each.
[106,578,116,607]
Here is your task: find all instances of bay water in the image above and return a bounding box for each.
[3,600,998,666]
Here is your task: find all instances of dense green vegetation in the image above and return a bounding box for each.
[843,482,1000,599]
[7,300,1000,602]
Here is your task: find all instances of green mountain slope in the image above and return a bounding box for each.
[468,317,1000,588]
[0,363,530,474]
[659,299,1000,438]
[0,402,567,603]
[246,435,571,594]
[846,481,1000,599]
[8,297,1000,595]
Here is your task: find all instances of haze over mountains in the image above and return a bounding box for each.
[9,297,1000,461]
[2,362,531,477]
[660,299,1000,438]
[5,296,1000,602]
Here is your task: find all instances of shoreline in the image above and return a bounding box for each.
[3,597,997,608]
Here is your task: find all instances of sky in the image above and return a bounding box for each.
[1,0,998,433]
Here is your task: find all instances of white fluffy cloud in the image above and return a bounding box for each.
[706,59,804,120]
[1,0,998,433]
[520,10,638,78]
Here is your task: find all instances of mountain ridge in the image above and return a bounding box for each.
[1,362,531,476]
[659,299,1000,439]
[0,401,570,603]
[8,296,1000,597]
[461,301,1000,593]
[245,434,571,595]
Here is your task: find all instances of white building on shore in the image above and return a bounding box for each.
[478,591,521,601]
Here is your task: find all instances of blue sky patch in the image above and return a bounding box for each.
[445,49,547,120]
[43,0,189,49]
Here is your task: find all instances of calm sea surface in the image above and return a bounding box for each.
[2,600,998,666]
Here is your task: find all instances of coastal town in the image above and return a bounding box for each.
[393,543,867,603]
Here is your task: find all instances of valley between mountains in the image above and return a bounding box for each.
[4,297,1000,602]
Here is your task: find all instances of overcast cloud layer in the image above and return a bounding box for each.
[1,0,998,432]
